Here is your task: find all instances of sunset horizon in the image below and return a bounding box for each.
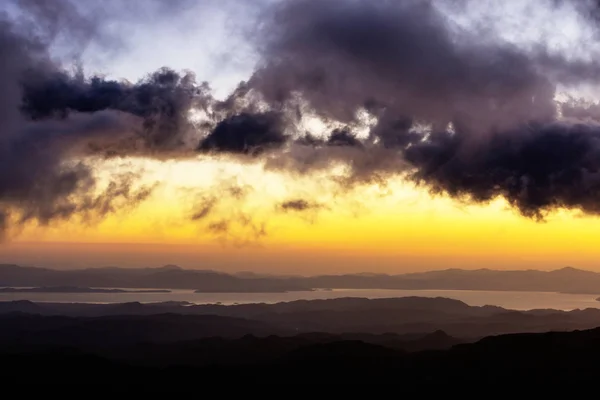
[5,0,600,385]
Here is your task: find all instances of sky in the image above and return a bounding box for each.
[2,0,600,274]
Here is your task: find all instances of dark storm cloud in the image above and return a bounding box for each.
[560,98,600,122]
[244,0,600,218]
[326,129,363,147]
[6,0,600,237]
[197,112,289,155]
[253,0,557,132]
[21,67,209,156]
[368,116,421,149]
[0,0,195,235]
[0,110,154,229]
[404,121,600,219]
[295,133,325,147]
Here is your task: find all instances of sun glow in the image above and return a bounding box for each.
[9,153,600,272]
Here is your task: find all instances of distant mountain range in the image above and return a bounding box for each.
[0,286,171,294]
[297,266,600,294]
[0,264,311,293]
[2,264,600,294]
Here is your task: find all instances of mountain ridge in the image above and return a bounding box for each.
[1,264,600,294]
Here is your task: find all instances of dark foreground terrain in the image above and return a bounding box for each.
[4,296,600,338]
[4,322,600,384]
[3,297,600,385]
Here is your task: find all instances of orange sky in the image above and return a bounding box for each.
[1,1,599,275]
[2,157,600,274]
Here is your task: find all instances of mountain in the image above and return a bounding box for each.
[2,296,600,339]
[0,313,287,345]
[3,264,600,294]
[2,296,600,385]
[295,266,600,294]
[4,321,600,384]
[0,286,170,293]
[0,264,311,292]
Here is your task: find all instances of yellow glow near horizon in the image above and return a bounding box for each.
[9,155,600,273]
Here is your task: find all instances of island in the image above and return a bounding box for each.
[194,288,314,294]
[0,286,171,294]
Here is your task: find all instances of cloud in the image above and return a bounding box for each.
[246,0,600,218]
[278,199,323,212]
[21,67,211,157]
[0,0,201,236]
[190,196,218,221]
[404,120,600,219]
[252,0,557,131]
[326,129,363,147]
[206,215,267,247]
[6,0,600,240]
[189,183,252,222]
[197,112,288,155]
[187,179,266,244]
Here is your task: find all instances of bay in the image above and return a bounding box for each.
[0,288,599,310]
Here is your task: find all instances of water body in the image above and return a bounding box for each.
[0,288,599,310]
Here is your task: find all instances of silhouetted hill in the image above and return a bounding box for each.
[3,264,600,293]
[0,286,170,293]
[0,264,310,292]
[1,299,600,384]
[0,312,462,367]
[2,296,600,338]
[296,266,600,293]
[281,340,398,363]
[0,313,287,346]
[0,300,47,314]
[4,323,600,384]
